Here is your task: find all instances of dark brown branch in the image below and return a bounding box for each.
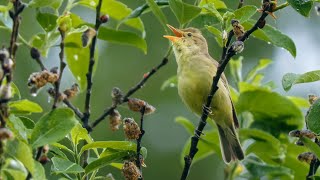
[237,0,244,9]
[89,56,169,131]
[63,99,84,119]
[82,0,103,129]
[52,29,66,109]
[180,8,271,180]
[221,30,234,61]
[136,106,146,180]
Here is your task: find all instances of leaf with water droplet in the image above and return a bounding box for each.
[287,0,313,17]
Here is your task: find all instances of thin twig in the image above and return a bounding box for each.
[237,0,244,9]
[82,0,103,129]
[136,106,146,180]
[221,30,234,61]
[52,29,66,109]
[180,7,272,180]
[90,55,169,131]
[63,99,84,119]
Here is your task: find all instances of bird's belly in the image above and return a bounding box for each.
[177,71,231,124]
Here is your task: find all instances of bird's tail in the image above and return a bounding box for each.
[217,124,244,163]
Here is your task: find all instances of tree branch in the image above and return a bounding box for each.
[180,7,272,180]
[136,106,146,180]
[82,0,103,129]
[52,29,66,109]
[90,55,169,131]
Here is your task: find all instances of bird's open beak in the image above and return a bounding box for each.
[163,24,183,42]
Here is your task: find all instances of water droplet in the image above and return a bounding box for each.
[74,54,79,61]
[90,1,96,6]
[48,96,51,103]
[169,83,175,87]
[267,42,271,45]
[77,76,81,81]
[31,92,37,97]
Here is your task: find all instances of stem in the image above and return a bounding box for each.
[237,0,244,9]
[52,29,66,109]
[136,106,146,180]
[63,99,84,119]
[90,49,171,130]
[82,0,103,129]
[180,8,272,180]
[274,2,289,12]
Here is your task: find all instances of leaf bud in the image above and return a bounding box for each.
[57,12,72,32]
[63,83,79,99]
[231,19,245,40]
[289,129,316,139]
[122,161,141,180]
[100,14,109,23]
[0,128,14,140]
[0,83,12,101]
[309,94,318,105]
[39,155,50,165]
[82,28,96,47]
[111,87,123,105]
[0,48,9,61]
[30,47,41,60]
[123,118,140,140]
[295,139,304,146]
[231,41,244,54]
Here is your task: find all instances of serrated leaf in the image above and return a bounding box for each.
[282,70,320,91]
[80,141,136,155]
[245,59,272,82]
[36,11,58,32]
[98,27,147,54]
[31,108,77,148]
[9,99,43,114]
[175,116,194,135]
[306,98,320,134]
[7,115,28,143]
[5,140,34,177]
[146,0,168,30]
[288,0,313,17]
[169,0,202,25]
[78,0,144,34]
[300,137,320,159]
[85,151,128,174]
[242,20,296,57]
[51,157,84,174]
[236,90,304,137]
[161,75,177,90]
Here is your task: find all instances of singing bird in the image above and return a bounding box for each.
[164,25,244,163]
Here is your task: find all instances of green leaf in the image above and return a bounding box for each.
[31,108,77,148]
[11,82,21,99]
[51,157,84,174]
[243,155,293,178]
[175,116,194,135]
[169,0,202,25]
[181,130,220,165]
[7,115,28,143]
[306,98,320,134]
[29,31,60,57]
[145,0,168,30]
[161,75,177,90]
[33,161,46,180]
[51,142,74,155]
[9,99,43,114]
[19,116,35,129]
[229,57,243,83]
[49,145,68,159]
[246,141,285,164]
[199,0,227,9]
[242,20,296,57]
[245,59,272,82]
[203,4,223,22]
[282,70,320,91]
[70,122,93,145]
[36,11,58,32]
[287,96,310,108]
[188,13,221,29]
[240,128,280,146]
[300,137,320,159]
[80,141,136,155]
[85,151,128,174]
[98,27,147,54]
[110,163,123,170]
[121,1,169,19]
[65,31,95,90]
[233,5,257,24]
[78,0,144,34]
[236,90,304,137]
[28,0,63,9]
[5,140,34,177]
[2,169,26,180]
[287,0,313,17]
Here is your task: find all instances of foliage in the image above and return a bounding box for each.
[0,0,320,180]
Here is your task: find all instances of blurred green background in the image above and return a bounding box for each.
[1,0,320,179]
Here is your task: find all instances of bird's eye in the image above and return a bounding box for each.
[187,33,192,37]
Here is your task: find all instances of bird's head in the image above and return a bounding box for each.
[163,24,208,58]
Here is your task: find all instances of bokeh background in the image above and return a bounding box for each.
[1,0,320,179]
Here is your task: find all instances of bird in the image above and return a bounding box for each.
[163,24,244,163]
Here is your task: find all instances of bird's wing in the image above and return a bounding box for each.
[211,59,240,128]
